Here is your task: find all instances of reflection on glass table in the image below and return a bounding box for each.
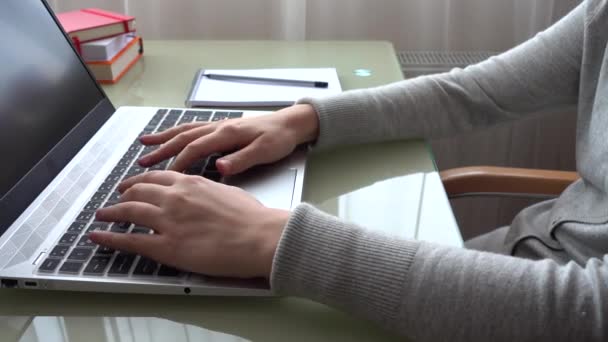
[15,317,249,342]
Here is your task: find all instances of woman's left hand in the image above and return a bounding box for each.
[90,170,289,278]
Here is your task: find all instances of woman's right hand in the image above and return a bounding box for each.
[137,104,319,176]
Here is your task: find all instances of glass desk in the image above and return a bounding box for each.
[1,41,461,341]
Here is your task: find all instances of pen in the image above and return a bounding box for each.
[203,73,329,88]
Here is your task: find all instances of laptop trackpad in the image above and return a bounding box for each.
[225,167,297,210]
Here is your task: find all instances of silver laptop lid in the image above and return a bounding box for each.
[0,0,115,233]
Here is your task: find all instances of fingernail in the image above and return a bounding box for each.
[95,209,106,219]
[217,159,231,173]
[88,231,105,242]
[116,183,126,193]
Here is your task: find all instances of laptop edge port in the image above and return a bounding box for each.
[1,278,18,288]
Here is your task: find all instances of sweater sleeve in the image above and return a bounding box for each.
[298,3,583,150]
[271,204,607,341]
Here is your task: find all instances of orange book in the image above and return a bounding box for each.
[57,8,136,51]
[86,36,143,84]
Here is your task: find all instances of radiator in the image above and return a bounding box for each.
[397,50,497,78]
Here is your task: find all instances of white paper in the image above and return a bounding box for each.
[81,33,135,61]
[189,68,341,107]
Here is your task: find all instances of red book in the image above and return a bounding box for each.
[57,8,135,48]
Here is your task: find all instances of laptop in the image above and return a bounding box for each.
[0,0,306,296]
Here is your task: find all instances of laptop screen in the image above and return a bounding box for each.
[0,1,106,198]
[0,1,113,229]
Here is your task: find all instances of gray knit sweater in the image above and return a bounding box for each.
[270,1,607,341]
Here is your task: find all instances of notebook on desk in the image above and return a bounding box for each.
[186,68,342,107]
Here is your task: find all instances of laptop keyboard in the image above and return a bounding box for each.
[37,108,243,278]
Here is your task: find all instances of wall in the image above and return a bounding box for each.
[51,0,581,50]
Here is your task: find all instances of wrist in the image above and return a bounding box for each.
[256,208,290,278]
[284,104,319,145]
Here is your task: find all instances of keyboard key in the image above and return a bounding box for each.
[143,124,158,133]
[185,159,206,175]
[98,181,115,192]
[124,148,140,158]
[149,160,169,171]
[111,166,129,176]
[162,116,179,124]
[117,157,133,167]
[49,245,70,258]
[158,265,181,277]
[185,110,212,120]
[67,247,93,261]
[159,123,177,131]
[178,115,195,125]
[39,258,60,272]
[83,201,102,211]
[127,165,146,175]
[110,222,131,233]
[154,108,168,117]
[87,222,110,233]
[83,257,111,275]
[168,109,182,117]
[105,174,122,184]
[76,235,97,248]
[160,119,178,126]
[149,163,167,171]
[83,256,112,275]
[102,200,117,208]
[130,226,151,234]
[95,245,115,255]
[212,112,229,121]
[127,143,142,153]
[67,221,87,233]
[59,261,84,274]
[76,211,95,222]
[108,253,136,275]
[91,191,109,202]
[58,233,79,246]
[107,191,121,204]
[141,145,157,155]
[133,257,158,276]
[228,112,243,119]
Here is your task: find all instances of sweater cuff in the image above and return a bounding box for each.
[297,92,388,151]
[270,203,420,327]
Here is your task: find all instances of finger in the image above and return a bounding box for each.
[96,202,164,231]
[89,231,164,258]
[139,122,207,146]
[169,130,243,172]
[139,125,214,167]
[216,140,267,176]
[119,183,169,207]
[118,170,181,193]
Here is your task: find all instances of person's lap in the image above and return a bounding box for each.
[464,226,510,254]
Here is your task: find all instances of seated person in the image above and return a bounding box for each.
[91,1,607,341]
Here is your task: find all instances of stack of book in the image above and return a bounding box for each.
[57,8,143,84]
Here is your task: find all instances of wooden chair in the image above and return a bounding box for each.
[440,166,579,199]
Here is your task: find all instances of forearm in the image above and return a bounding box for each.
[271,203,607,341]
[298,3,583,150]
